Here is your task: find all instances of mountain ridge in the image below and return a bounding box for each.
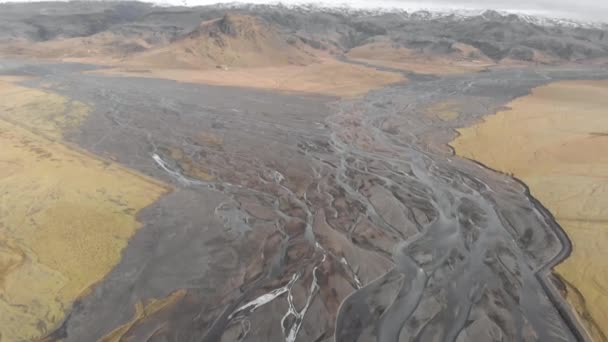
[168,2,608,29]
[1,1,607,68]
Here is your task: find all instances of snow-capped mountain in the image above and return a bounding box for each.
[156,1,608,29]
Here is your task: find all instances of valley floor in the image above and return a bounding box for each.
[0,58,606,341]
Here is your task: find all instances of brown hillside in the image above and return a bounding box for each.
[0,32,155,63]
[347,41,495,74]
[125,14,319,69]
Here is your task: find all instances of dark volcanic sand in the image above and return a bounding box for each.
[2,59,608,342]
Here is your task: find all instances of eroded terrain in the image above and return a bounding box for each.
[1,58,606,342]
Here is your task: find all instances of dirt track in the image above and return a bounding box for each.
[1,58,607,341]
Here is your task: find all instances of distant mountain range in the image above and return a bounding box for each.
[1,1,607,67]
[206,2,608,29]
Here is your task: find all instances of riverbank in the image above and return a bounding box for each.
[451,80,608,341]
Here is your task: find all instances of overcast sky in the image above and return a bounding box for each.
[2,0,608,22]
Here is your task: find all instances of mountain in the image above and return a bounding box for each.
[124,13,319,69]
[1,2,607,67]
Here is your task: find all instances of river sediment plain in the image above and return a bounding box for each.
[1,59,607,341]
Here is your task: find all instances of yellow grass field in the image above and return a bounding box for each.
[100,290,187,342]
[347,42,494,75]
[451,80,608,341]
[425,100,462,121]
[0,78,89,141]
[96,59,405,97]
[0,79,167,341]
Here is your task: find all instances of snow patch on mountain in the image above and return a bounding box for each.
[152,1,607,29]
